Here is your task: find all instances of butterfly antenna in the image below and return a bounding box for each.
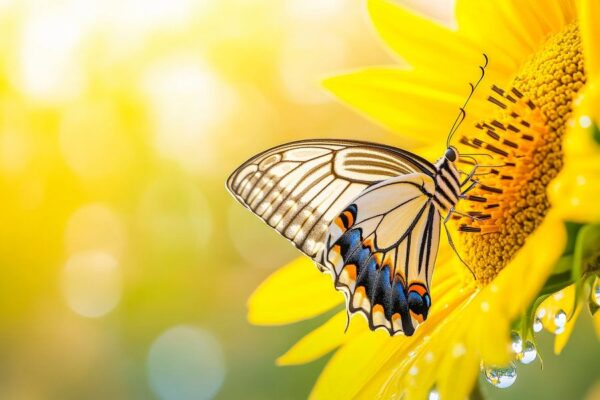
[446,54,489,148]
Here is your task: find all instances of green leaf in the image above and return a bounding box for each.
[572,224,600,280]
[562,222,584,256]
[593,123,600,146]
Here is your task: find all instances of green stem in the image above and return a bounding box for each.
[470,380,486,400]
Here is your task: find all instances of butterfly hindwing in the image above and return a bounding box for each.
[226,139,435,259]
[322,173,441,336]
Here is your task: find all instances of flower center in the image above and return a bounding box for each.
[455,23,585,285]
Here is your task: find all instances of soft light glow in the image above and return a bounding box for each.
[16,6,87,102]
[140,55,238,175]
[147,325,225,400]
[279,29,347,104]
[62,250,122,318]
[137,177,212,251]
[59,100,133,180]
[65,204,126,257]
[0,131,31,175]
[284,0,346,20]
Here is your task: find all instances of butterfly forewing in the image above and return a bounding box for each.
[226,140,436,259]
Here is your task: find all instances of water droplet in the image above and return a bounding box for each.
[424,351,434,363]
[483,362,517,389]
[428,388,440,400]
[452,343,466,358]
[554,309,567,334]
[409,366,418,376]
[536,307,546,318]
[533,317,543,333]
[594,283,600,306]
[511,331,522,353]
[517,341,537,365]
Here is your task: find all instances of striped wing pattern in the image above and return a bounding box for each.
[226,140,435,259]
[322,174,441,336]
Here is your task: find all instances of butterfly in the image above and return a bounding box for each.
[227,56,489,336]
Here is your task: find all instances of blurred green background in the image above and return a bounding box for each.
[0,0,598,399]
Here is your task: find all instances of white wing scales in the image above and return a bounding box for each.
[227,140,435,258]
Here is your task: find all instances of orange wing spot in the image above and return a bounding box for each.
[331,244,341,255]
[408,282,428,296]
[343,210,355,227]
[410,311,424,323]
[344,264,357,280]
[373,252,383,265]
[363,236,375,252]
[392,313,400,321]
[334,217,346,231]
[355,286,366,299]
[382,253,394,269]
[372,304,384,314]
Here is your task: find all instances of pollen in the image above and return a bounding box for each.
[456,23,585,285]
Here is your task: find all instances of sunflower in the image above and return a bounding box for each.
[247,0,600,399]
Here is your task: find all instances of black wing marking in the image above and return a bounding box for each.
[323,173,441,336]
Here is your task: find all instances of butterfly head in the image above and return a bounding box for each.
[444,146,459,163]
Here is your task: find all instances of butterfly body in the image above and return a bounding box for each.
[227,140,465,336]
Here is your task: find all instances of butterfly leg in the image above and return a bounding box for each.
[449,209,488,222]
[443,213,476,279]
[459,178,479,198]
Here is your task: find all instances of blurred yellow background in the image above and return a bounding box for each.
[0,0,599,399]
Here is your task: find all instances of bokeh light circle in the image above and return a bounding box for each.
[137,177,212,252]
[65,203,126,258]
[62,250,122,318]
[279,29,347,104]
[140,55,238,175]
[147,325,225,400]
[59,100,133,180]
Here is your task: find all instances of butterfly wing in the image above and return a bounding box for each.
[321,173,441,336]
[226,139,435,259]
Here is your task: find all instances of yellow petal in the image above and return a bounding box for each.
[456,0,574,70]
[367,0,514,78]
[549,84,600,223]
[277,310,368,366]
[577,0,600,77]
[309,329,392,400]
[247,257,343,325]
[323,67,490,144]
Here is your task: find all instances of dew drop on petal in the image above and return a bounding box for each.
[533,317,543,333]
[511,331,523,354]
[517,341,537,365]
[483,362,517,389]
[594,282,600,306]
[409,366,418,376]
[452,342,466,358]
[579,115,592,128]
[428,388,440,400]
[536,307,546,318]
[554,309,567,334]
